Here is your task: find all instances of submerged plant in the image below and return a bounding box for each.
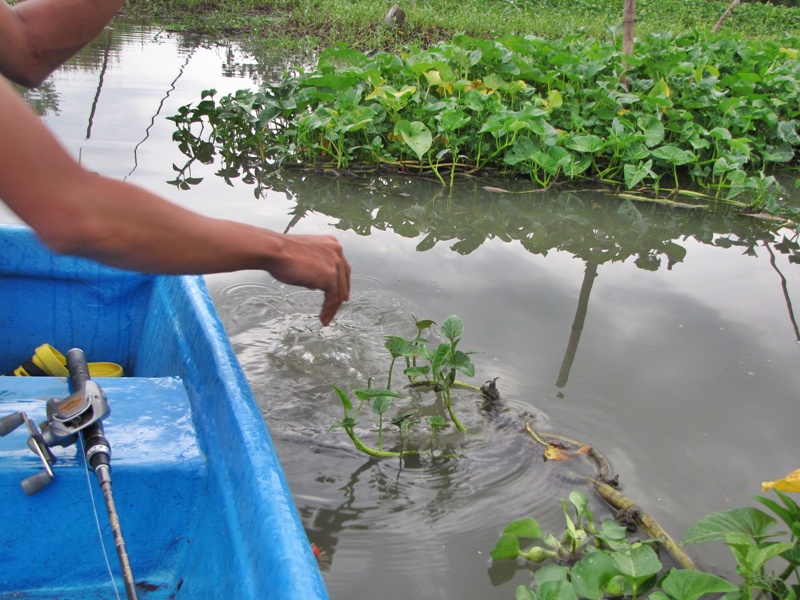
[328,315,484,457]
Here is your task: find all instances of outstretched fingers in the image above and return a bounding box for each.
[319,239,351,326]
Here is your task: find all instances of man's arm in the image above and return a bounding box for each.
[0,77,350,325]
[0,0,124,87]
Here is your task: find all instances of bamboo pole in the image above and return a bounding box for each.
[712,0,742,33]
[621,0,636,90]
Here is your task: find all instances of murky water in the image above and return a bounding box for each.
[4,21,800,599]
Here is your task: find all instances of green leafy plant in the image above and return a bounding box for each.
[328,315,481,457]
[169,31,800,216]
[492,489,800,600]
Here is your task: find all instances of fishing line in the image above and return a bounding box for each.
[79,434,123,600]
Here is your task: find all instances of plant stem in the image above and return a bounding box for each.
[443,388,467,432]
[345,426,418,458]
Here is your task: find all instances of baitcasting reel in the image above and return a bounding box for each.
[0,349,110,495]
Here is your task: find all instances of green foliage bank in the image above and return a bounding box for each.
[170,29,800,215]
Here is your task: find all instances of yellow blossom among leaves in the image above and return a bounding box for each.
[762,468,800,492]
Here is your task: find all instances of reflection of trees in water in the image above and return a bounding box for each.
[20,20,270,118]
[203,167,800,384]
[17,79,60,117]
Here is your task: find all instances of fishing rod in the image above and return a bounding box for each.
[0,348,138,600]
[63,348,139,600]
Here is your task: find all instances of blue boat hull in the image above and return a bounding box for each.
[0,224,328,599]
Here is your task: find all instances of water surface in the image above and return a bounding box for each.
[4,22,800,599]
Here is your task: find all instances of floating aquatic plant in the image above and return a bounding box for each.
[169,30,800,215]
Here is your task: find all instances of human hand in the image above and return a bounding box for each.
[267,234,351,326]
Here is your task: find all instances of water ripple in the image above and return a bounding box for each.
[211,278,602,588]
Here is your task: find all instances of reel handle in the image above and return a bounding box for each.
[0,411,24,437]
[21,471,54,496]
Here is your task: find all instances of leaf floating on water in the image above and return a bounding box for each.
[544,442,592,462]
[762,468,800,492]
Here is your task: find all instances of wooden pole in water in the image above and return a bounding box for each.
[622,0,636,90]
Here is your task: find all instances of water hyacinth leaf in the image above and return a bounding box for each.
[431,343,450,375]
[562,153,592,177]
[571,552,619,600]
[483,73,508,91]
[427,415,448,429]
[515,586,535,600]
[650,146,695,165]
[709,127,732,140]
[302,73,360,91]
[394,120,433,161]
[749,541,795,571]
[327,417,357,432]
[452,350,475,377]
[637,115,665,147]
[762,468,800,492]
[306,107,335,130]
[728,138,752,157]
[713,157,735,177]
[595,521,631,551]
[491,533,522,561]
[415,319,435,334]
[777,120,800,144]
[753,492,800,531]
[532,150,559,174]
[649,78,671,100]
[354,388,405,401]
[610,544,662,579]
[403,365,430,378]
[534,565,570,586]
[546,89,563,111]
[624,160,655,189]
[569,491,590,517]
[613,92,641,105]
[504,136,538,165]
[503,518,543,540]
[423,69,445,87]
[385,335,418,358]
[432,60,455,82]
[332,385,353,411]
[528,118,559,147]
[566,135,604,153]
[339,109,376,133]
[441,315,464,342]
[658,569,738,600]
[763,143,795,163]
[536,580,579,600]
[438,109,471,132]
[682,507,776,544]
[621,143,651,163]
[371,396,393,415]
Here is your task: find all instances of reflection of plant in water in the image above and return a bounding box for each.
[328,315,485,458]
[493,484,800,600]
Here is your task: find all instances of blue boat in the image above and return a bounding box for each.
[0,223,329,599]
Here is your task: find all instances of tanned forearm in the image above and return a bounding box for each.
[0,0,125,87]
[0,73,350,324]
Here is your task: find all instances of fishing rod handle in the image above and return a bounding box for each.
[66,348,91,392]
